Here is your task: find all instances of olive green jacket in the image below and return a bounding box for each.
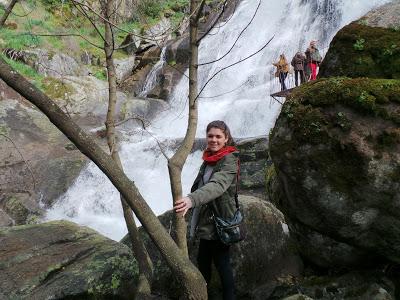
[188,152,239,240]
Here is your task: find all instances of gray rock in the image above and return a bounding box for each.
[24,49,90,77]
[268,271,396,300]
[0,209,13,227]
[362,2,400,29]
[269,77,400,265]
[122,195,303,299]
[119,97,169,124]
[120,33,140,55]
[0,221,137,299]
[114,56,137,84]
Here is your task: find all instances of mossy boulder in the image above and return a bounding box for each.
[319,20,400,78]
[0,221,137,299]
[269,77,400,266]
[122,195,303,299]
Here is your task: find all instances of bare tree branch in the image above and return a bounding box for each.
[70,0,156,41]
[201,0,238,36]
[198,80,246,99]
[0,0,18,27]
[23,32,104,49]
[197,0,228,43]
[136,118,170,160]
[196,35,274,101]
[198,0,261,66]
[72,1,106,43]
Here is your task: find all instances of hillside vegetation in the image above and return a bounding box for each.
[0,0,190,87]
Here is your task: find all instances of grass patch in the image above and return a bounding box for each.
[0,54,44,88]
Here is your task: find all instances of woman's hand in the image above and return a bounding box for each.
[174,197,193,217]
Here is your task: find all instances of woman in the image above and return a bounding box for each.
[305,40,322,81]
[291,51,306,86]
[174,120,239,300]
[273,54,289,91]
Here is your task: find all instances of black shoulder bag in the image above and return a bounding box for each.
[212,160,246,245]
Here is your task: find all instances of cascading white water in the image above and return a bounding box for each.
[139,47,167,97]
[46,0,391,240]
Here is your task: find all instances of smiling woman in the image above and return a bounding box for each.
[174,120,239,300]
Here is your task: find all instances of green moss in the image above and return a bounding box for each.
[0,124,10,136]
[319,22,400,79]
[289,78,400,125]
[271,78,400,195]
[87,254,138,296]
[41,77,74,100]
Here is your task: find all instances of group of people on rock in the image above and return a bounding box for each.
[273,40,322,91]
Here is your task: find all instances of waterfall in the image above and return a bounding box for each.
[46,0,391,240]
[139,47,167,97]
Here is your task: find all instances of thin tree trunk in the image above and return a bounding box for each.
[103,0,153,296]
[0,0,18,27]
[169,0,205,254]
[0,57,207,299]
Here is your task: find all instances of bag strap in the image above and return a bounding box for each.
[234,158,240,210]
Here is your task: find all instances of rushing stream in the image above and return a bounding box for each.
[46,0,391,240]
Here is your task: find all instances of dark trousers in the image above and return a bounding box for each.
[279,72,287,91]
[197,239,235,300]
[294,70,305,86]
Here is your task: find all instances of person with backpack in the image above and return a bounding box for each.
[174,120,240,300]
[305,40,322,81]
[273,53,290,91]
[291,51,306,86]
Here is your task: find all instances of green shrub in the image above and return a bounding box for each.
[353,38,365,51]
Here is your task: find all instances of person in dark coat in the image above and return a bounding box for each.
[175,120,239,300]
[291,51,306,86]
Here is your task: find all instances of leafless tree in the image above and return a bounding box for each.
[0,56,208,299]
[0,0,18,27]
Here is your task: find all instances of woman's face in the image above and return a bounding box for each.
[207,127,228,153]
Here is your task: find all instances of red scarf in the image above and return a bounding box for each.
[202,146,237,164]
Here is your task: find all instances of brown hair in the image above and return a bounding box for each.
[206,120,235,146]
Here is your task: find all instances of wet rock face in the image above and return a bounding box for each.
[269,77,400,266]
[0,86,87,225]
[122,195,303,299]
[0,221,137,299]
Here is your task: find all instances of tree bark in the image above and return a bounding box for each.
[170,0,205,254]
[0,0,18,27]
[102,0,153,296]
[0,58,207,299]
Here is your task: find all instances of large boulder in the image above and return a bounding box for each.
[0,221,137,299]
[318,2,400,79]
[0,80,87,224]
[269,77,400,267]
[122,195,303,299]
